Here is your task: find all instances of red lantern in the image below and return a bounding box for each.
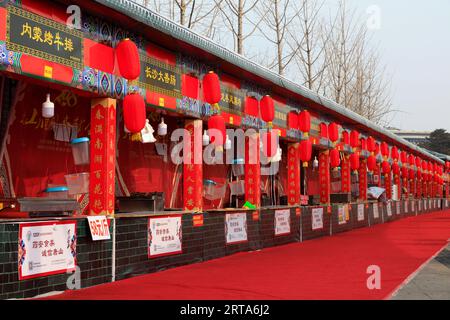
[298,110,311,135]
[374,143,380,155]
[392,162,400,176]
[391,146,399,161]
[342,131,350,145]
[260,95,275,126]
[350,153,360,172]
[367,155,377,172]
[360,138,367,151]
[409,168,415,180]
[123,93,146,133]
[415,157,421,168]
[261,130,277,157]
[381,142,389,158]
[208,114,226,146]
[203,71,221,105]
[328,122,339,143]
[367,136,376,153]
[288,111,298,129]
[401,166,408,177]
[408,155,415,167]
[417,170,422,180]
[116,39,141,80]
[330,149,340,168]
[422,161,427,172]
[428,162,433,172]
[299,139,312,167]
[400,151,407,164]
[350,130,359,148]
[319,123,328,139]
[382,161,391,175]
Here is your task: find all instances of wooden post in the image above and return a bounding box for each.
[89,98,116,216]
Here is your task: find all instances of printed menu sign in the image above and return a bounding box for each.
[338,205,348,225]
[357,204,365,221]
[148,215,182,258]
[6,6,83,69]
[274,209,291,236]
[373,203,379,219]
[18,221,77,280]
[87,216,111,241]
[225,213,248,244]
[312,207,324,230]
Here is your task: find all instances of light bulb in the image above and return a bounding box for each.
[313,156,319,168]
[42,93,54,118]
[202,130,210,146]
[157,117,167,136]
[224,135,232,150]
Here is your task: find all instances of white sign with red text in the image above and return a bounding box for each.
[225,212,248,244]
[357,204,365,221]
[275,209,291,236]
[312,207,324,230]
[87,216,110,241]
[148,215,182,258]
[18,221,77,280]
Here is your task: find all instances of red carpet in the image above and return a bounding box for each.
[44,210,450,300]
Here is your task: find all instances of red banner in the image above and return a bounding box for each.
[89,98,116,216]
[385,172,392,200]
[287,143,300,205]
[358,159,367,201]
[341,155,351,193]
[245,133,261,207]
[373,163,381,187]
[319,151,330,205]
[183,120,203,211]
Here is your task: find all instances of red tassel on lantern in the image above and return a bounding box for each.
[298,110,311,135]
[350,153,360,172]
[116,39,141,80]
[260,95,275,127]
[367,155,377,172]
[330,149,340,169]
[328,122,339,143]
[203,71,222,106]
[350,130,359,148]
[288,111,299,130]
[299,139,312,167]
[208,114,226,146]
[123,93,146,133]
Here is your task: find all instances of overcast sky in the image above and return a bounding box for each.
[332,0,450,132]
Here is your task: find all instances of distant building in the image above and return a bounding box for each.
[389,129,431,146]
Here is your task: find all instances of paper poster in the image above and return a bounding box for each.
[225,212,248,244]
[396,202,401,215]
[312,207,324,230]
[338,205,347,225]
[373,203,379,219]
[18,221,77,280]
[419,200,422,211]
[412,200,416,212]
[148,215,182,258]
[87,216,111,241]
[357,204,365,221]
[275,209,291,236]
[404,200,408,213]
[387,202,392,217]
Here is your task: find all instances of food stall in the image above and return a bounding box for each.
[0,0,448,299]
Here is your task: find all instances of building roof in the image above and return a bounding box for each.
[91,0,443,164]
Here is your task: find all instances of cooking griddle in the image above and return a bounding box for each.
[18,198,80,217]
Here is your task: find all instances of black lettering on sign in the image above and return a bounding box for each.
[6,6,83,69]
[218,85,244,115]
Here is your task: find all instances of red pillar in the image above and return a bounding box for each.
[358,158,367,201]
[245,132,261,207]
[183,120,203,211]
[89,98,116,216]
[287,143,300,205]
[319,151,330,205]
[341,155,351,193]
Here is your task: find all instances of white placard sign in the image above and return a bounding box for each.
[357,204,365,221]
[396,202,401,215]
[424,200,427,210]
[87,216,110,241]
[404,201,408,213]
[225,212,248,244]
[312,207,324,230]
[387,202,392,217]
[275,209,291,236]
[419,200,422,211]
[373,203,379,219]
[148,215,182,258]
[412,200,415,212]
[338,205,346,225]
[18,221,77,280]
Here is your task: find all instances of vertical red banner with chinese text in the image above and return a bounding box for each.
[319,151,330,205]
[287,143,300,205]
[358,159,368,201]
[245,133,261,207]
[341,155,351,193]
[183,120,203,211]
[89,98,116,216]
[385,172,392,200]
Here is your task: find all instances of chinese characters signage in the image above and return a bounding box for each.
[245,133,261,207]
[148,215,182,258]
[225,213,248,244]
[312,207,324,230]
[183,120,203,211]
[341,156,351,193]
[274,209,291,236]
[18,221,77,280]
[6,6,83,69]
[87,216,111,241]
[139,56,182,99]
[218,85,244,115]
[287,144,300,205]
[319,151,330,204]
[357,203,365,221]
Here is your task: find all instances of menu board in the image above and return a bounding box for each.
[357,204,365,221]
[148,215,182,258]
[18,221,77,280]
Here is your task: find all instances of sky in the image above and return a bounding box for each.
[327,0,450,132]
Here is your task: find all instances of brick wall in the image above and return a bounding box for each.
[260,208,299,249]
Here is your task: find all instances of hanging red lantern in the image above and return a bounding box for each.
[288,111,299,130]
[374,143,380,155]
[123,93,146,133]
[319,123,328,139]
[381,161,390,175]
[367,136,376,153]
[342,131,350,145]
[392,162,400,176]
[381,142,389,158]
[203,71,222,106]
[400,151,407,164]
[330,149,340,169]
[116,39,141,80]
[328,122,339,143]
[208,114,226,146]
[367,155,377,172]
[417,170,422,180]
[360,138,367,151]
[261,130,277,157]
[260,95,275,127]
[391,146,399,161]
[298,110,311,136]
[299,139,312,167]
[401,166,408,177]
[422,161,427,172]
[415,157,421,169]
[433,162,438,173]
[408,154,415,167]
[428,162,433,172]
[350,130,359,148]
[409,168,415,180]
[350,153,360,172]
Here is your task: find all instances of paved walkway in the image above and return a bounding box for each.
[391,243,450,300]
